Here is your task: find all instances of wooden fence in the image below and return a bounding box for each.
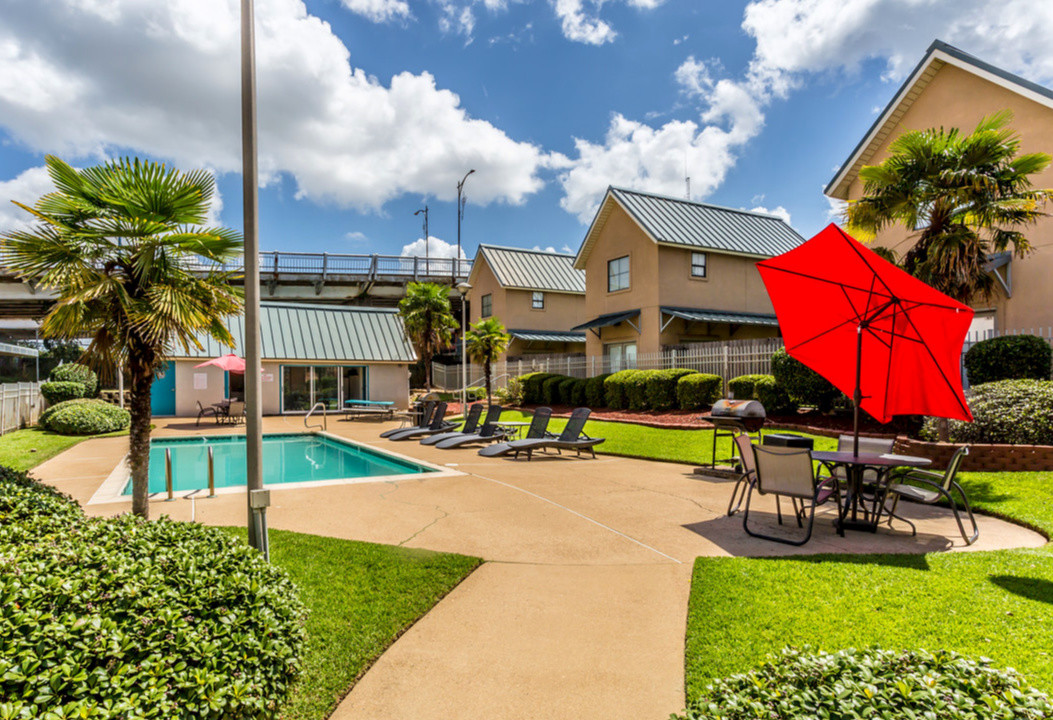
[0,383,42,435]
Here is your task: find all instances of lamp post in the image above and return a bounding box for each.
[455,169,475,281]
[414,205,429,276]
[456,281,471,411]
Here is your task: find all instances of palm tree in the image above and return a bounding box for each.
[2,156,243,518]
[465,317,510,401]
[846,110,1052,304]
[398,282,457,390]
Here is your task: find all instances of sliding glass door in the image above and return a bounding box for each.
[280,365,367,413]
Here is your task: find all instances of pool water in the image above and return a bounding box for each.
[126,433,432,495]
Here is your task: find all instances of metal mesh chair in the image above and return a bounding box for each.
[743,445,840,546]
[884,446,978,545]
[726,432,757,516]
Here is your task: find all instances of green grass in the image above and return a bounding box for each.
[684,470,1053,697]
[221,528,481,720]
[0,427,127,470]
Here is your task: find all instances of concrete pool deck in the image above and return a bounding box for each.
[32,415,1047,720]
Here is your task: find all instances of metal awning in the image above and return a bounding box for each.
[660,306,779,332]
[984,252,1012,297]
[509,329,587,343]
[571,309,641,336]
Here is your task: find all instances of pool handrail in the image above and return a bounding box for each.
[306,402,328,431]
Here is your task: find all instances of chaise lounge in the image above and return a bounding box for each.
[434,405,505,449]
[495,407,604,460]
[477,407,555,457]
[386,402,456,441]
[420,403,484,445]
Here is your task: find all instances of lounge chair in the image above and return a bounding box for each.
[386,402,455,441]
[884,446,978,545]
[196,401,221,427]
[743,445,840,546]
[495,407,604,460]
[477,407,555,457]
[434,406,505,449]
[380,401,436,439]
[420,403,484,445]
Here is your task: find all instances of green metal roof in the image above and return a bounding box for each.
[474,245,585,293]
[174,303,417,363]
[661,306,779,327]
[508,329,587,343]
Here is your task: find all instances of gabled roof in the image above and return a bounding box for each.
[574,187,804,269]
[470,244,585,294]
[826,40,1053,200]
[173,302,417,363]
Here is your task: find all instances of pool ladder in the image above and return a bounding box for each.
[305,402,327,432]
[163,446,218,501]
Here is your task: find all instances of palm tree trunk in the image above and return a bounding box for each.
[128,355,154,519]
[936,417,950,442]
[484,360,492,403]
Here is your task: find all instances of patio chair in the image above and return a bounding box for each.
[821,433,897,521]
[420,403,484,445]
[477,407,555,457]
[726,432,757,516]
[225,401,245,425]
[196,401,221,427]
[435,406,505,449]
[386,402,455,441]
[743,445,840,546]
[494,407,604,460]
[380,401,437,439]
[884,446,978,545]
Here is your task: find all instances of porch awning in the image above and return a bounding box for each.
[571,309,641,333]
[509,329,587,343]
[660,306,779,327]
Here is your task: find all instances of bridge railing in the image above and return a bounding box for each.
[188,252,471,281]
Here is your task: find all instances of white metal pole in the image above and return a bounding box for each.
[461,294,467,409]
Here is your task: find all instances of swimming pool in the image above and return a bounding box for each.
[123,433,435,495]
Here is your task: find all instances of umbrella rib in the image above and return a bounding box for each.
[895,307,972,418]
[759,264,895,299]
[785,315,861,353]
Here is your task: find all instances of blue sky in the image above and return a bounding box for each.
[1,0,1051,261]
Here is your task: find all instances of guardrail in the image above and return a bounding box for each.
[188,251,472,282]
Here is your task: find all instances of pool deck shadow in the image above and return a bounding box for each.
[31,415,1047,720]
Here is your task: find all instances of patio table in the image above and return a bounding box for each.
[812,451,931,534]
[494,420,531,439]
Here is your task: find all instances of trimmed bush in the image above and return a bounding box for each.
[604,370,640,410]
[568,378,588,406]
[677,373,723,410]
[542,375,569,405]
[585,373,611,408]
[519,373,560,404]
[624,370,653,411]
[677,646,1052,720]
[771,348,841,411]
[645,369,698,410]
[557,377,578,405]
[41,380,87,405]
[50,362,98,397]
[728,374,769,400]
[926,379,1053,445]
[753,375,797,414]
[0,468,307,719]
[39,398,130,435]
[965,334,1052,385]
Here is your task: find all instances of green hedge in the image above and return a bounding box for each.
[519,373,560,404]
[965,334,1053,385]
[542,375,569,405]
[568,378,587,406]
[39,398,130,435]
[625,370,651,411]
[0,468,306,719]
[557,377,577,405]
[50,362,99,397]
[41,380,87,405]
[677,373,723,410]
[927,379,1053,445]
[645,369,699,410]
[753,376,797,414]
[771,348,840,411]
[728,374,769,400]
[677,646,1052,720]
[604,370,640,410]
[585,373,611,408]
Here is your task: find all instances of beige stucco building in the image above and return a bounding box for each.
[571,187,804,366]
[826,40,1053,334]
[467,245,587,360]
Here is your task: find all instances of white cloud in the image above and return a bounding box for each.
[825,195,847,222]
[340,0,410,23]
[345,230,368,242]
[0,0,549,213]
[401,235,466,259]
[749,205,791,225]
[0,166,55,234]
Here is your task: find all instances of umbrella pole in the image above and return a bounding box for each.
[853,325,862,457]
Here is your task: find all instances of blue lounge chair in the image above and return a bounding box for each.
[420,403,484,445]
[477,407,554,457]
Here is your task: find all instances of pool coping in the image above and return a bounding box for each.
[86,430,465,505]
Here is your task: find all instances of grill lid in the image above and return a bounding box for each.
[711,399,766,418]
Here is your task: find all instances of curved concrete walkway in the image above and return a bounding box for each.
[34,416,1046,720]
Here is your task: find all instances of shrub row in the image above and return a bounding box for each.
[728,373,797,414]
[41,362,99,407]
[965,334,1052,386]
[770,348,842,411]
[517,369,723,411]
[0,467,307,719]
[40,398,130,436]
[926,378,1053,445]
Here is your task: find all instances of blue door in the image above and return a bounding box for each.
[151,362,177,416]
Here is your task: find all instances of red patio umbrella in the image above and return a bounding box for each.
[756,224,973,454]
[194,353,246,374]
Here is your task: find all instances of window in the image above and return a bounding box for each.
[605,342,637,372]
[691,251,707,278]
[481,293,492,317]
[608,255,630,292]
[532,291,544,309]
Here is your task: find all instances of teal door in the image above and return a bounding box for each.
[151,362,177,416]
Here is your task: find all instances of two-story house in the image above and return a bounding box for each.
[467,244,587,360]
[825,40,1053,335]
[571,187,804,368]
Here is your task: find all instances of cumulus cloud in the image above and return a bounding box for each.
[0,166,55,234]
[345,230,368,242]
[749,205,791,225]
[340,0,411,23]
[0,0,549,213]
[825,196,848,222]
[401,235,466,259]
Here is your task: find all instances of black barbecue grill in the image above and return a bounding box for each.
[699,399,767,468]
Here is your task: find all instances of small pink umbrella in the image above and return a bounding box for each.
[194,353,246,374]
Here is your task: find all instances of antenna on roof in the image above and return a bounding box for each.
[684,153,691,199]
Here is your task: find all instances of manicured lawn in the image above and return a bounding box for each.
[221,528,481,720]
[0,426,127,470]
[684,470,1053,696]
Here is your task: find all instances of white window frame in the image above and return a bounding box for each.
[608,255,630,292]
[531,291,544,309]
[691,251,707,278]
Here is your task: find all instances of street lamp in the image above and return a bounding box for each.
[456,169,475,281]
[414,205,429,276]
[456,281,471,411]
